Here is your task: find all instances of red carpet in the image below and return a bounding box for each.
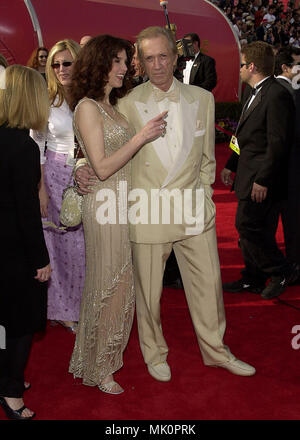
[2,143,300,421]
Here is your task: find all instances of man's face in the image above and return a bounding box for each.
[131,47,140,76]
[184,36,199,54]
[240,54,252,84]
[140,35,178,91]
[290,53,300,80]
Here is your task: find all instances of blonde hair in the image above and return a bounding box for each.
[46,39,81,107]
[0,65,49,130]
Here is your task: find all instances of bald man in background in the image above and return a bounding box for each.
[80,35,92,47]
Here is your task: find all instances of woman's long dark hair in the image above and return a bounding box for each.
[70,35,135,110]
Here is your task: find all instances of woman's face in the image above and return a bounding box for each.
[131,47,140,76]
[52,49,74,88]
[38,50,48,68]
[107,49,128,90]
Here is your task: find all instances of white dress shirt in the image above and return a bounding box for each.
[152,80,183,166]
[183,51,200,85]
[30,98,74,165]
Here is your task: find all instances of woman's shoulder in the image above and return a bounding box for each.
[74,98,104,120]
[75,97,98,109]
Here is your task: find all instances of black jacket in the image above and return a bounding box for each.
[0,125,49,336]
[225,77,295,201]
[188,52,217,92]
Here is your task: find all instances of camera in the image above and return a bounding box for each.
[165,24,195,59]
[176,38,195,58]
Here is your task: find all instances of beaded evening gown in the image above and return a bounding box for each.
[69,98,135,385]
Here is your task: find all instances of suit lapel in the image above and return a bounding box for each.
[133,79,199,187]
[237,93,261,132]
[237,77,274,133]
[189,53,201,84]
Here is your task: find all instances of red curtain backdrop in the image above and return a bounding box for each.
[0,0,240,102]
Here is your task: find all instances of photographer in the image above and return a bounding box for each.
[182,32,217,91]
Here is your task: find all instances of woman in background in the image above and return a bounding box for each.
[27,47,49,79]
[0,65,51,420]
[31,39,85,333]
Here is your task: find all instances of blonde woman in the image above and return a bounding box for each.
[0,65,51,420]
[31,40,85,333]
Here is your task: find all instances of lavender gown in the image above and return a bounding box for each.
[31,99,85,322]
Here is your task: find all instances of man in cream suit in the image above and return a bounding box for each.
[76,26,255,381]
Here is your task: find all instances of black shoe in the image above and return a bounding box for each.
[288,275,300,286]
[261,275,287,300]
[0,396,35,420]
[223,278,264,294]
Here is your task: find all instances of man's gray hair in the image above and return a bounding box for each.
[136,26,177,62]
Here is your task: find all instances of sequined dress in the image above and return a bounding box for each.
[69,98,135,385]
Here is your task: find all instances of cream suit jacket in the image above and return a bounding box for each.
[117,77,216,244]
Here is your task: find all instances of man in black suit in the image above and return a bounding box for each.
[182,33,217,91]
[274,46,300,280]
[221,41,297,299]
[275,46,300,99]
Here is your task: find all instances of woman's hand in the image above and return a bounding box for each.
[75,165,97,195]
[35,263,51,282]
[138,111,168,145]
[39,186,49,218]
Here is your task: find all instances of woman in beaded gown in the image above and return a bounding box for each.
[68,35,167,394]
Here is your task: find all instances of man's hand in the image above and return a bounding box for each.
[251,182,268,203]
[220,168,233,186]
[75,165,97,195]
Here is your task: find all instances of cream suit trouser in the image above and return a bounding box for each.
[132,226,234,366]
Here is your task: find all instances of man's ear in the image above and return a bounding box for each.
[173,53,178,69]
[248,62,256,73]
